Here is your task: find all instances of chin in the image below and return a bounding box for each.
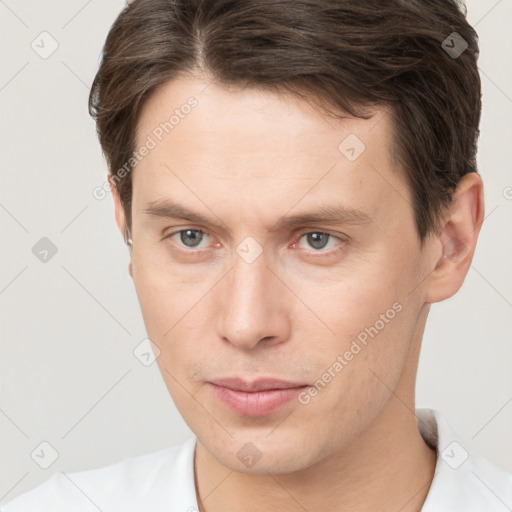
[202,429,322,475]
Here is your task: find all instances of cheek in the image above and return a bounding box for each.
[287,253,406,348]
[292,300,414,452]
[130,247,227,385]
[289,250,418,409]
[131,258,201,380]
[131,244,207,327]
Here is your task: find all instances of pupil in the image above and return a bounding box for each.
[181,229,202,247]
[308,232,328,250]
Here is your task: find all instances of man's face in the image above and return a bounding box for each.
[126,73,434,473]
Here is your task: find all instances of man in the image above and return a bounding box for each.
[2,0,511,510]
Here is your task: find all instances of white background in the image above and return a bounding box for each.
[1,0,511,504]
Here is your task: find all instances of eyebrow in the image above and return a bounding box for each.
[143,199,372,231]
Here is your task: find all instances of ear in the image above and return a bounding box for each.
[111,179,126,237]
[425,172,484,303]
[110,179,133,278]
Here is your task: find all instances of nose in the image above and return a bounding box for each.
[216,250,291,350]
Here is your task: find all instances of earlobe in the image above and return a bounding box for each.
[425,173,484,303]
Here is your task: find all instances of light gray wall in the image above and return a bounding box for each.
[1,0,511,504]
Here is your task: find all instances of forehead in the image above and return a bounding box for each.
[135,73,395,160]
[131,74,410,228]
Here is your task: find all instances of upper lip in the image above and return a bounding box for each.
[209,377,308,392]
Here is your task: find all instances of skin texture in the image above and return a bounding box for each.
[112,71,484,512]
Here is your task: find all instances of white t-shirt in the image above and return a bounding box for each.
[1,408,511,511]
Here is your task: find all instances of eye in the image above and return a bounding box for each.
[295,231,345,253]
[163,228,346,256]
[165,229,211,249]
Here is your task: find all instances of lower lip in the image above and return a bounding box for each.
[208,383,308,417]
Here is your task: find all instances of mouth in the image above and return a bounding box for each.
[207,377,310,417]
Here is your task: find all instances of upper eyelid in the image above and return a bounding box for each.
[165,227,343,238]
[164,223,346,235]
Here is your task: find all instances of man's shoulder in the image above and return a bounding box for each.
[471,452,512,497]
[418,408,512,511]
[0,436,198,512]
[425,448,512,510]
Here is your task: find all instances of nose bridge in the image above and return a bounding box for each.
[229,250,271,322]
[217,248,283,349]
[230,233,270,305]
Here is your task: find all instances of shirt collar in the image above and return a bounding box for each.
[417,407,511,510]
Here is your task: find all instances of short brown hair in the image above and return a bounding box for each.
[88,0,481,240]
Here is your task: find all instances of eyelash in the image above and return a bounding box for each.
[162,228,347,257]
